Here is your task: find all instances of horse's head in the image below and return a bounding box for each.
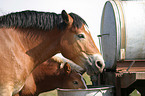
[59,10,105,75]
[62,63,87,89]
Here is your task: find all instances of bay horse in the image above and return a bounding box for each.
[0,10,105,96]
[14,57,87,96]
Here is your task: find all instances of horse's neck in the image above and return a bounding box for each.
[16,28,61,65]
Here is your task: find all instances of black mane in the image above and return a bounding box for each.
[0,10,88,30]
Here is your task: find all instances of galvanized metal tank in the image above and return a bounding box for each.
[100,1,145,69]
[57,85,114,96]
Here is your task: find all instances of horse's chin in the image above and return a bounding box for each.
[85,64,100,76]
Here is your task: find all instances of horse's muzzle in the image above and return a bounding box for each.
[86,54,105,75]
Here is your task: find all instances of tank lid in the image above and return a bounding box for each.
[100,1,121,69]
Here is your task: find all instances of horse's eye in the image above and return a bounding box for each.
[73,81,78,85]
[78,34,85,38]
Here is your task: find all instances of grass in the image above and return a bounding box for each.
[39,73,91,96]
[39,90,57,96]
[82,72,92,85]
[129,89,141,96]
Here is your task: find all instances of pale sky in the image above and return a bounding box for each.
[0,0,107,57]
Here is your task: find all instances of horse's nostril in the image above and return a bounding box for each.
[96,61,102,68]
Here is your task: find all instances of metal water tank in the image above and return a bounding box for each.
[57,85,114,96]
[100,1,145,69]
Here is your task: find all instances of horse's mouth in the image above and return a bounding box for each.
[85,62,99,76]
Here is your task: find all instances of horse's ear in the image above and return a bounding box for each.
[64,62,71,74]
[61,10,73,25]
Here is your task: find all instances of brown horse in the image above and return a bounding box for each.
[14,57,87,96]
[0,10,105,95]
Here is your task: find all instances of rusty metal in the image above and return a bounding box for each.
[116,60,145,72]
[116,60,145,88]
[100,60,145,96]
[126,60,135,71]
[119,72,145,88]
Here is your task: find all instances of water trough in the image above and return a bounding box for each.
[57,85,114,96]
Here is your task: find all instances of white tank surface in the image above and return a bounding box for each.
[100,1,145,69]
